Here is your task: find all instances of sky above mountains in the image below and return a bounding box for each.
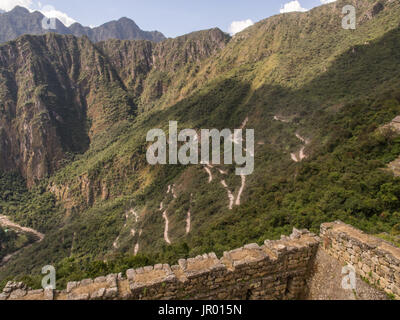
[0,0,336,37]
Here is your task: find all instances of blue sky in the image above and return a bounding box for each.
[1,0,336,37]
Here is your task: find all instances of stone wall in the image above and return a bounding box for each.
[0,228,320,300]
[320,221,400,299]
[2,221,400,300]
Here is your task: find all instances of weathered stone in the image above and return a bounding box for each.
[94,276,107,283]
[91,288,106,299]
[126,269,136,280]
[0,293,9,300]
[9,289,27,300]
[104,287,118,299]
[80,279,93,286]
[178,259,187,270]
[7,221,399,301]
[144,266,154,272]
[44,288,54,300]
[66,281,78,293]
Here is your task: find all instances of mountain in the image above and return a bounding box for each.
[0,33,137,187]
[0,28,228,187]
[70,17,166,43]
[0,6,166,44]
[0,6,72,43]
[1,0,400,289]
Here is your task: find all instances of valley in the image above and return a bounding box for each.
[0,0,400,292]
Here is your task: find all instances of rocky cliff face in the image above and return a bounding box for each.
[0,28,229,187]
[0,6,71,43]
[0,33,135,186]
[0,6,166,44]
[69,17,166,43]
[97,28,230,103]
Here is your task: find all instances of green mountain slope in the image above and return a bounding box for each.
[1,0,400,288]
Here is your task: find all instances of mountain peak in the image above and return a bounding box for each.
[8,5,30,15]
[118,17,138,25]
[0,8,166,43]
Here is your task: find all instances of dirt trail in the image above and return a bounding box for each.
[0,215,44,241]
[296,133,308,144]
[0,215,45,265]
[240,117,249,129]
[112,236,120,249]
[186,194,193,235]
[204,167,213,183]
[134,243,140,256]
[171,186,177,199]
[291,153,299,162]
[218,168,227,175]
[186,210,191,235]
[130,209,139,223]
[112,208,140,250]
[162,211,171,244]
[274,115,310,162]
[158,185,177,245]
[291,133,310,162]
[273,115,291,123]
[221,180,235,210]
[299,147,306,161]
[167,184,177,199]
[235,175,246,206]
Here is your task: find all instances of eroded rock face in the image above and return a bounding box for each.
[97,28,230,104]
[0,28,229,188]
[0,33,135,186]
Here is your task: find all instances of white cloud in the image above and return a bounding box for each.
[0,0,33,11]
[0,1,76,27]
[228,19,254,35]
[280,1,307,14]
[39,5,76,26]
[320,0,337,4]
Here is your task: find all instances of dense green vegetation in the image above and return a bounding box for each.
[0,227,34,261]
[0,172,60,233]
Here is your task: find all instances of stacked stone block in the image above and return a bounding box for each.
[321,221,400,299]
[1,228,320,300]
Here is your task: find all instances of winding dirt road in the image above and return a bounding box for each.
[162,211,171,244]
[0,215,44,264]
[235,175,246,206]
[204,167,213,183]
[0,215,44,241]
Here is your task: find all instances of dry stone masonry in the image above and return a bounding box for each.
[1,221,399,300]
[321,221,400,299]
